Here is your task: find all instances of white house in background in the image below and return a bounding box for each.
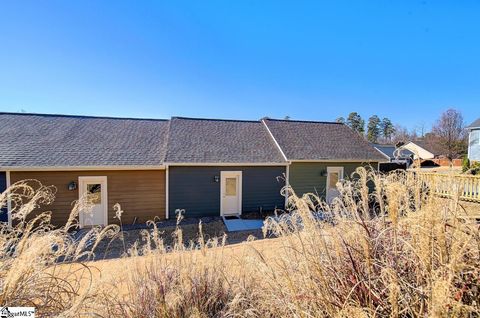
[467,118,480,162]
[402,141,436,160]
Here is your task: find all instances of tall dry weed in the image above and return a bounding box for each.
[0,169,479,317]
[0,180,120,317]
[111,167,479,317]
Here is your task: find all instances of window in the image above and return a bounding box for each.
[328,172,339,189]
[87,183,101,204]
[225,178,236,196]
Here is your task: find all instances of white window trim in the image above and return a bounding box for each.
[78,176,108,228]
[220,171,242,216]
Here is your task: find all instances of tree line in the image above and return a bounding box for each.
[335,113,395,143]
[335,109,468,159]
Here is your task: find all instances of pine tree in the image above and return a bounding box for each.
[380,117,395,142]
[367,115,381,143]
[346,112,365,134]
[335,117,345,124]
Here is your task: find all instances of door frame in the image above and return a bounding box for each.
[220,171,242,216]
[78,176,108,227]
[326,166,344,192]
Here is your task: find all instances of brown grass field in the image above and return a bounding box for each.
[1,167,479,317]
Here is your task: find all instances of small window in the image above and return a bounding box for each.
[225,178,237,196]
[87,183,102,204]
[328,172,339,189]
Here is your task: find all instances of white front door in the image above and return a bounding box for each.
[326,167,344,203]
[220,171,242,216]
[79,176,108,227]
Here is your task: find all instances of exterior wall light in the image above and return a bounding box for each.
[214,176,220,182]
[68,181,77,191]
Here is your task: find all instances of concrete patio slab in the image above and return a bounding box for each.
[223,218,264,232]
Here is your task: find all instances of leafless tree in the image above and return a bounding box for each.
[431,108,467,160]
[391,124,416,144]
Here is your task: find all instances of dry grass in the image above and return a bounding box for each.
[1,168,479,317]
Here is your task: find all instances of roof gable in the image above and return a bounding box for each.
[468,118,480,129]
[263,119,386,161]
[0,113,169,167]
[164,117,285,163]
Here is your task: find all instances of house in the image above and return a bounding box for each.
[262,119,386,202]
[0,113,169,227]
[467,118,480,162]
[402,141,436,160]
[164,117,287,218]
[1,112,385,227]
[372,144,414,171]
[372,144,414,163]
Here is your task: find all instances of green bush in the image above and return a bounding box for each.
[462,156,470,173]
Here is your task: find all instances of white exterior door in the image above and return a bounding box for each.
[326,167,344,203]
[79,176,108,227]
[220,171,242,216]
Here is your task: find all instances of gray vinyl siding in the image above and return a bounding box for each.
[289,162,378,198]
[468,129,480,162]
[0,172,7,222]
[169,166,286,218]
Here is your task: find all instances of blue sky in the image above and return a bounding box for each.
[0,1,478,130]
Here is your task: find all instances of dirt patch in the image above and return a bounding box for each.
[88,220,270,260]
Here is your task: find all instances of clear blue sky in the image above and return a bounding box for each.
[0,1,478,130]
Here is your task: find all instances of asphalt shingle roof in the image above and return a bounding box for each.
[164,117,286,163]
[372,144,414,160]
[0,113,170,167]
[263,119,386,161]
[0,113,388,167]
[468,118,480,129]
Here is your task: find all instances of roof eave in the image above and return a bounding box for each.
[289,159,386,163]
[164,162,288,166]
[1,165,166,171]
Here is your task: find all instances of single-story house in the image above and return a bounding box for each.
[164,117,287,218]
[1,112,386,227]
[0,113,169,226]
[467,118,480,162]
[262,119,386,203]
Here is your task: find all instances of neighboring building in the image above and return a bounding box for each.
[165,117,286,218]
[262,119,386,203]
[372,144,414,162]
[402,141,436,160]
[467,118,480,162]
[0,113,169,227]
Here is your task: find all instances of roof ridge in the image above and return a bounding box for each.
[264,118,343,125]
[171,116,260,123]
[0,111,169,121]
